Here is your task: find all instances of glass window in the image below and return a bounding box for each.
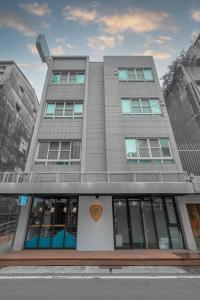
[144,69,154,81]
[150,99,161,114]
[129,200,145,248]
[160,139,171,157]
[46,103,55,115]
[71,142,81,159]
[141,200,158,248]
[114,200,130,248]
[60,73,68,84]
[36,141,81,164]
[165,198,177,224]
[136,69,145,81]
[76,73,85,83]
[121,99,131,114]
[65,104,73,116]
[74,103,83,115]
[48,142,59,159]
[37,142,49,159]
[55,103,64,116]
[153,198,170,249]
[69,73,76,83]
[125,139,138,157]
[169,227,183,249]
[138,139,150,158]
[118,69,127,81]
[132,100,141,114]
[127,69,136,81]
[52,73,61,84]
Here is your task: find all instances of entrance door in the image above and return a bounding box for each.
[113,197,184,249]
[187,204,200,250]
[25,197,78,249]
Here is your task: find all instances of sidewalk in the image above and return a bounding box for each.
[0,250,200,267]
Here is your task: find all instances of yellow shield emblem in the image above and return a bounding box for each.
[89,203,103,222]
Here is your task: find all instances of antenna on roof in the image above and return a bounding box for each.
[36,34,50,65]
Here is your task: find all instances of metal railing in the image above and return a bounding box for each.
[0,171,188,184]
[0,220,17,248]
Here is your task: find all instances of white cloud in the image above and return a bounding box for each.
[132,49,171,60]
[88,34,124,50]
[62,6,169,34]
[63,5,97,24]
[41,21,51,29]
[51,46,65,55]
[55,38,77,49]
[191,9,200,22]
[98,10,169,34]
[145,35,172,46]
[0,12,35,36]
[27,43,37,55]
[19,2,51,17]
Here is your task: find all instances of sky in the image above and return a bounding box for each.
[0,0,200,100]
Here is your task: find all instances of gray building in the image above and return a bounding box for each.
[163,34,200,250]
[0,61,39,224]
[163,34,200,176]
[0,55,195,252]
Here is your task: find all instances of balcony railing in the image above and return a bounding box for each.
[0,171,188,184]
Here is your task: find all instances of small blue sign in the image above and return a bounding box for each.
[19,195,29,206]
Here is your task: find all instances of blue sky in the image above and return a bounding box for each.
[0,0,200,100]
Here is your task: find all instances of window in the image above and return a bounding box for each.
[45,101,83,118]
[118,68,154,82]
[51,71,85,84]
[121,98,161,115]
[195,80,200,91]
[0,66,6,70]
[20,86,24,93]
[125,138,173,163]
[19,138,28,154]
[35,141,81,165]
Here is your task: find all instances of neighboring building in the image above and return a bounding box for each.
[0,61,38,172]
[163,34,200,175]
[0,61,39,224]
[163,34,200,250]
[0,55,194,252]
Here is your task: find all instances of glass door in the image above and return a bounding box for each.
[141,199,158,249]
[113,196,184,250]
[25,197,78,249]
[113,199,130,248]
[128,199,145,249]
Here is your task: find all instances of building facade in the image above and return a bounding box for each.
[0,61,38,172]
[0,61,39,224]
[163,35,200,250]
[0,55,194,252]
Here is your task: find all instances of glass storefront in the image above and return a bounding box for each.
[25,197,78,249]
[113,196,184,249]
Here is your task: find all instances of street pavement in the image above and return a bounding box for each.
[0,266,200,300]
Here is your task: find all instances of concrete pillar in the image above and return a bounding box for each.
[12,197,32,251]
[77,196,114,251]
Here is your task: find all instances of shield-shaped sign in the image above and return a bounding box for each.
[89,203,103,222]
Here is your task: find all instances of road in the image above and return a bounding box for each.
[0,266,200,300]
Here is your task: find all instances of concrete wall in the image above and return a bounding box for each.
[84,62,106,172]
[77,196,114,251]
[176,194,200,250]
[103,56,183,173]
[28,56,88,172]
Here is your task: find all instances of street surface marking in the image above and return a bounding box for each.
[0,275,199,280]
